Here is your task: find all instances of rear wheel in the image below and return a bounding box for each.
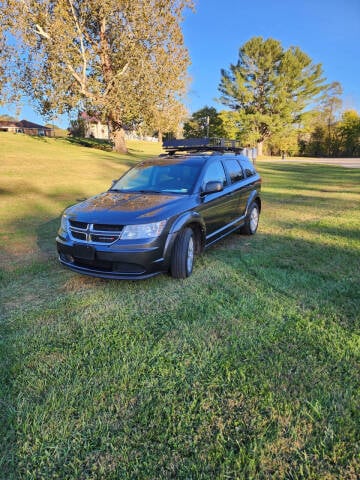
[241,202,259,235]
[170,228,194,279]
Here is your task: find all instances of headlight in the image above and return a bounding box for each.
[121,220,166,240]
[59,214,68,234]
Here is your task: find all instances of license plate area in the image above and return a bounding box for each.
[73,244,95,260]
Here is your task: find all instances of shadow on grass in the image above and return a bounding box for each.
[259,162,360,191]
[64,136,113,151]
[37,215,62,258]
[213,229,360,327]
[261,190,357,210]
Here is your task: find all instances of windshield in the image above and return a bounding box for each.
[111,161,202,194]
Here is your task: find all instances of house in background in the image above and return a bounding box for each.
[81,113,110,140]
[0,119,54,137]
[80,112,158,142]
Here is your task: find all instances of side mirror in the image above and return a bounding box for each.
[202,181,224,195]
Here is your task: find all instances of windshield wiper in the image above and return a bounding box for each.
[108,188,165,194]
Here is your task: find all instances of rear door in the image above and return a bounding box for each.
[238,157,261,208]
[222,157,248,221]
[197,159,235,244]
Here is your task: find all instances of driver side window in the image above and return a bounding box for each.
[202,160,227,189]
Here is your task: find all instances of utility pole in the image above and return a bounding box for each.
[205,116,210,138]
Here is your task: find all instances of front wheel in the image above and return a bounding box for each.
[170,228,194,279]
[241,203,259,235]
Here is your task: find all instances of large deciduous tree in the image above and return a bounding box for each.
[1,0,193,152]
[218,37,327,155]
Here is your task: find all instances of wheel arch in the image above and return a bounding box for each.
[164,212,206,259]
[246,191,261,215]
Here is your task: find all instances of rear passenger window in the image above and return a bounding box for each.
[224,159,244,183]
[240,157,256,177]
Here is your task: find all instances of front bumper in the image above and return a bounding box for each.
[56,236,170,280]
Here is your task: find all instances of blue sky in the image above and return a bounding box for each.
[183,0,360,113]
[1,0,359,127]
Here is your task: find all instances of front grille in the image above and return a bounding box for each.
[93,224,123,232]
[69,220,88,229]
[68,220,123,244]
[72,231,87,241]
[91,234,118,244]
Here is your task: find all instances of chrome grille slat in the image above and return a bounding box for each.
[68,221,123,245]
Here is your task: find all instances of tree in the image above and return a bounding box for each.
[183,106,225,138]
[1,0,193,152]
[218,37,327,155]
[0,114,16,121]
[0,10,17,106]
[338,110,360,157]
[266,127,299,157]
[149,96,188,143]
[318,82,343,156]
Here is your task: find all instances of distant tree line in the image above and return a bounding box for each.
[184,105,360,158]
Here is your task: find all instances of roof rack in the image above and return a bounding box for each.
[162,137,244,155]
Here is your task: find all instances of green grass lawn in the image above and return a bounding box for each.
[1,133,359,479]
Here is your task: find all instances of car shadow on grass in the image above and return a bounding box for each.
[213,230,360,328]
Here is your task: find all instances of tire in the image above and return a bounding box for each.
[241,202,259,235]
[170,227,195,279]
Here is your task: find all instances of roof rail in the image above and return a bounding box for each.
[162,137,244,154]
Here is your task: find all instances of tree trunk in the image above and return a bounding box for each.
[257,140,264,156]
[158,131,163,144]
[111,127,127,154]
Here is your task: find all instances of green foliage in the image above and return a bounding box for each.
[299,109,360,157]
[338,110,360,156]
[218,37,327,146]
[266,128,299,156]
[149,99,188,142]
[69,115,86,138]
[219,110,260,148]
[183,106,226,138]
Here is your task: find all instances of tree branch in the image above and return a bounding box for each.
[34,24,50,39]
[67,0,87,88]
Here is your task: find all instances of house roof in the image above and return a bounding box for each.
[80,112,104,123]
[0,119,52,129]
[18,120,51,129]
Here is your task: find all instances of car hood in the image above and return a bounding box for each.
[65,191,192,224]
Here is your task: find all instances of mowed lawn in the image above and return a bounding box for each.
[0,133,359,479]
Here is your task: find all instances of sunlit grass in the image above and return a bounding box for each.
[0,133,359,479]
[0,133,162,271]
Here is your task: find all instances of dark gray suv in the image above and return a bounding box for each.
[56,138,261,280]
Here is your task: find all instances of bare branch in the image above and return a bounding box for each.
[67,0,87,88]
[34,24,50,39]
